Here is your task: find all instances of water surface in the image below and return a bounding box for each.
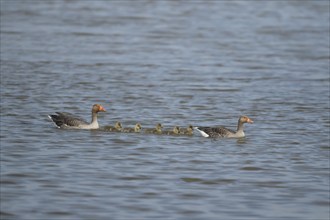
[1,1,329,219]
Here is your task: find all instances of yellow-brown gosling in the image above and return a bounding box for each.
[164,126,181,135]
[144,123,163,134]
[180,125,194,136]
[122,123,142,133]
[104,121,122,132]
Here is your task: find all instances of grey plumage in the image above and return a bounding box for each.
[195,116,253,138]
[195,126,236,138]
[48,104,106,129]
[49,112,89,128]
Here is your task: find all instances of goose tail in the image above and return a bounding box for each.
[194,127,210,138]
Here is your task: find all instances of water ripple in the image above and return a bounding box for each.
[1,1,329,219]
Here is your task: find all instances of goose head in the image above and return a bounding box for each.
[239,115,253,124]
[92,104,106,113]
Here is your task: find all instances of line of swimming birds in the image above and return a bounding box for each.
[48,104,254,138]
[103,122,193,136]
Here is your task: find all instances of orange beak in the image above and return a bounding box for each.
[247,118,253,124]
[99,106,106,112]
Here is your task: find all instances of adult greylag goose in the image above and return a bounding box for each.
[164,126,181,135]
[48,104,106,129]
[144,123,163,134]
[180,125,194,136]
[122,123,142,133]
[104,122,122,132]
[194,116,253,138]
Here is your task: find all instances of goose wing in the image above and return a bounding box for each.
[195,126,235,138]
[49,112,88,128]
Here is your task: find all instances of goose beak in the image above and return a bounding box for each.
[247,118,253,124]
[99,106,106,112]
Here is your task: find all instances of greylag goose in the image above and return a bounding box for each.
[194,116,253,138]
[104,122,122,132]
[164,126,181,135]
[122,123,142,133]
[180,125,194,136]
[144,123,163,134]
[48,104,106,129]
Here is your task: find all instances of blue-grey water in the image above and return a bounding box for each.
[1,1,329,219]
